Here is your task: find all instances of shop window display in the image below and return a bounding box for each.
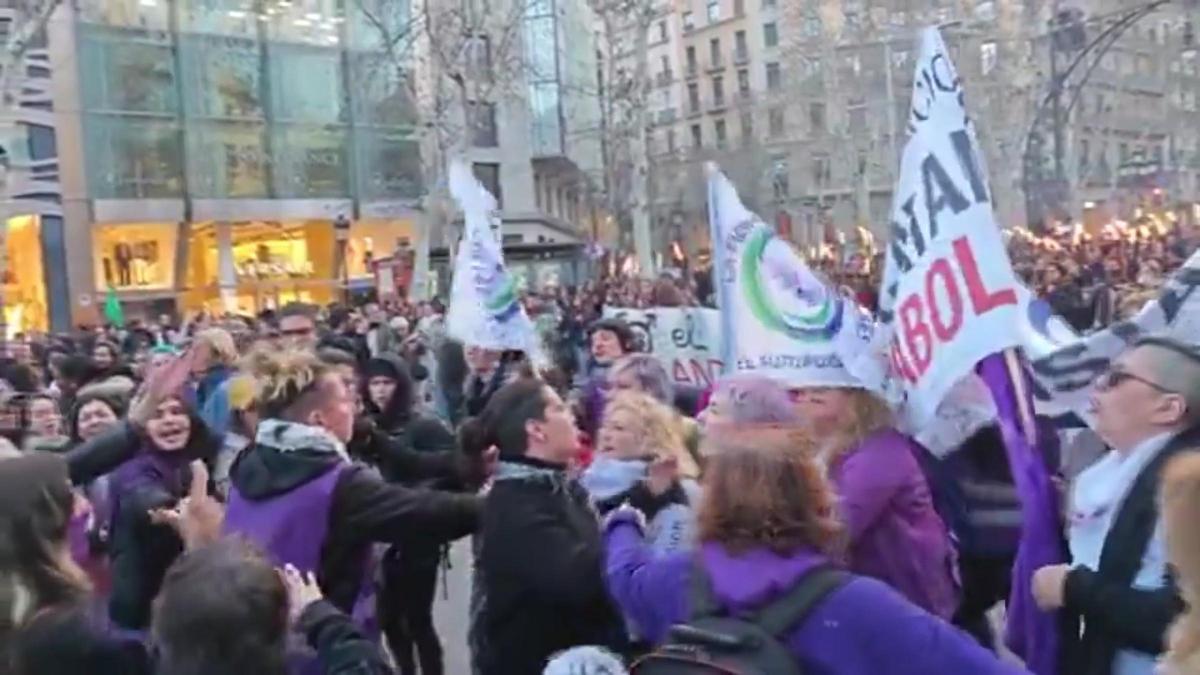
[92,223,177,291]
[345,220,416,280]
[0,216,49,336]
[184,220,337,315]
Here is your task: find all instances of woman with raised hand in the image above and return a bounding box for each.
[602,432,1028,675]
[104,391,217,632]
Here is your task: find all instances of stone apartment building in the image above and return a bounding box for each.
[634,0,1200,255]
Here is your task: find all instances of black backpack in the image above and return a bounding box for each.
[630,560,848,674]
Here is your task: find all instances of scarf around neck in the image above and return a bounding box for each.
[255,418,349,463]
[1069,432,1172,570]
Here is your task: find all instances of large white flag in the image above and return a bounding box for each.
[445,161,540,355]
[877,28,1025,423]
[707,164,878,389]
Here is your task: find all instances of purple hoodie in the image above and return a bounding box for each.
[604,513,1030,675]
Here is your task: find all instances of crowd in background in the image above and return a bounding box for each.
[1,214,1200,675]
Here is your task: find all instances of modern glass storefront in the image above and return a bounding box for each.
[56,0,426,322]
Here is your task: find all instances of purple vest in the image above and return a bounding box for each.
[223,463,344,574]
[223,462,379,674]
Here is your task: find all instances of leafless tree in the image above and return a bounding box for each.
[589,0,656,271]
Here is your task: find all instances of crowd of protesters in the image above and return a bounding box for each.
[0,212,1199,675]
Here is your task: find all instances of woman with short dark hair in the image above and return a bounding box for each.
[465,377,626,675]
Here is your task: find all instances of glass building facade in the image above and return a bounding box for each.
[76,0,422,202]
[60,0,426,319]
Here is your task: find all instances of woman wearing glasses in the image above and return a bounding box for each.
[1033,337,1200,675]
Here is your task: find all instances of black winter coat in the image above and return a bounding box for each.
[475,457,626,675]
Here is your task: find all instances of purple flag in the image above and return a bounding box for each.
[977,351,1066,675]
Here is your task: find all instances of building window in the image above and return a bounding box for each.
[735,30,748,62]
[762,0,776,7]
[682,11,694,31]
[710,38,722,67]
[763,22,778,48]
[472,162,502,207]
[688,82,701,112]
[658,19,667,42]
[772,157,789,198]
[27,124,56,161]
[809,101,826,133]
[667,128,676,153]
[768,106,784,137]
[848,99,866,132]
[707,0,720,23]
[766,62,781,90]
[713,75,725,105]
[715,119,727,147]
[980,41,997,76]
[740,111,753,141]
[733,0,744,15]
[691,123,702,148]
[812,154,831,186]
[466,34,492,75]
[467,101,498,147]
[686,46,697,74]
[737,68,750,95]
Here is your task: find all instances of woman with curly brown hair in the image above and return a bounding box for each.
[792,385,959,620]
[602,432,1026,674]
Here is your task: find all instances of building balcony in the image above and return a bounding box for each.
[685,63,698,79]
[734,49,749,65]
[655,70,674,87]
[708,95,727,112]
[707,58,725,73]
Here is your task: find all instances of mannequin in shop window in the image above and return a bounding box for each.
[113,243,133,287]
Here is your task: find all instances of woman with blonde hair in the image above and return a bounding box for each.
[607,354,703,463]
[791,383,958,619]
[602,433,1026,674]
[190,327,239,438]
[582,391,700,557]
[1159,452,1200,674]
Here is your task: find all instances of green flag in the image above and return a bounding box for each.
[103,287,124,327]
